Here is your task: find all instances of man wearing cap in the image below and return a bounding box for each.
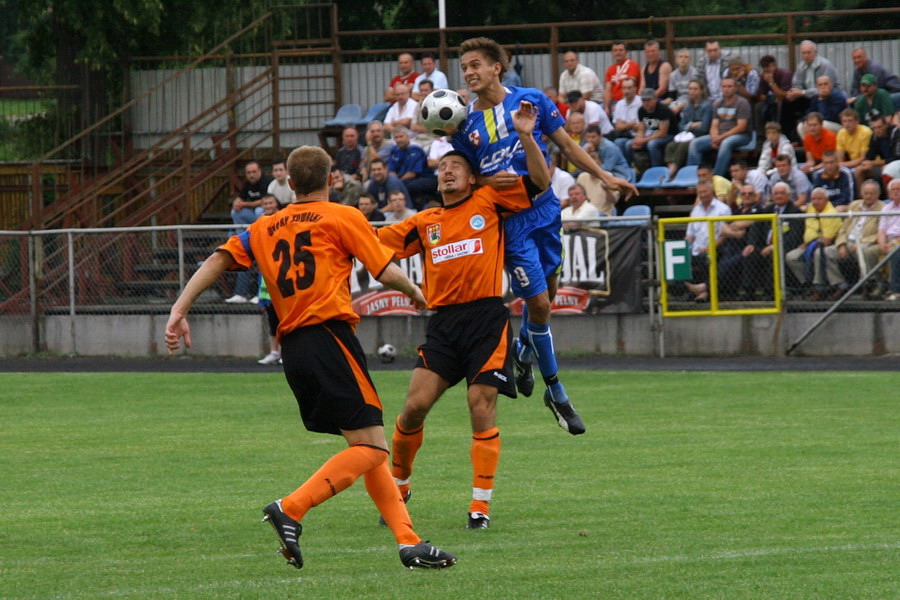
[848,47,900,109]
[629,88,676,167]
[853,73,895,127]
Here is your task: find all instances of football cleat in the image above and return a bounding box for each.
[399,541,457,569]
[466,512,490,529]
[378,489,411,526]
[262,499,303,569]
[511,339,535,397]
[544,388,586,435]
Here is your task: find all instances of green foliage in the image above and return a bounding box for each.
[1,370,898,599]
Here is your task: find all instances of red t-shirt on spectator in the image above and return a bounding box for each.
[389,72,419,89]
[605,60,640,101]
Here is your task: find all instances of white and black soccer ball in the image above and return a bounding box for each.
[420,89,467,136]
[377,343,397,364]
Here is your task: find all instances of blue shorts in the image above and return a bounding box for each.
[503,188,563,299]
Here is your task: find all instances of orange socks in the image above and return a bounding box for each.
[364,459,420,545]
[390,416,424,497]
[281,444,385,521]
[469,427,500,516]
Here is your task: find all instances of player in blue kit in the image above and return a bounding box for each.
[452,37,638,435]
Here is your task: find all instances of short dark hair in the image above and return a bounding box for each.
[585,124,602,136]
[420,51,435,61]
[459,37,508,78]
[775,154,792,163]
[759,55,776,68]
[438,150,474,173]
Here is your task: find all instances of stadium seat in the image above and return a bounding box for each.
[667,165,698,188]
[355,102,391,128]
[615,204,652,227]
[734,130,757,153]
[323,104,363,127]
[634,166,669,189]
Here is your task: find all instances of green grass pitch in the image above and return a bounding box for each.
[1,370,898,599]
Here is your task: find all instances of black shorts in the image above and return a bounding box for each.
[415,297,517,398]
[280,320,383,435]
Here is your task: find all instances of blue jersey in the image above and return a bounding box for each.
[451,86,564,178]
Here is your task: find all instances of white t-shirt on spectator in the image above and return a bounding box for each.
[413,70,449,93]
[268,178,295,207]
[384,100,420,129]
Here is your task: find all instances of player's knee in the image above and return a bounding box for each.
[525,294,551,323]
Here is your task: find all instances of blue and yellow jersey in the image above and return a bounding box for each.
[451,86,565,178]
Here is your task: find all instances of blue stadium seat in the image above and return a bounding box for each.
[734,130,757,153]
[355,102,391,127]
[608,204,651,227]
[323,104,363,127]
[667,165,698,188]
[634,166,669,189]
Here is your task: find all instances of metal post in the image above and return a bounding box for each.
[28,235,39,354]
[177,228,185,293]
[67,231,76,356]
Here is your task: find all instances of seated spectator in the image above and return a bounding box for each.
[334,127,363,181]
[848,47,900,109]
[812,150,855,211]
[610,77,641,157]
[727,56,760,106]
[230,160,272,228]
[426,134,454,173]
[384,83,419,134]
[385,52,418,103]
[682,180,732,301]
[800,112,837,175]
[697,164,732,202]
[562,183,602,230]
[665,48,698,115]
[628,88,676,169]
[738,181,804,299]
[604,41,641,115]
[583,125,633,182]
[267,160,294,207]
[757,122,796,174]
[664,79,713,180]
[829,179,887,298]
[412,52,448,101]
[727,159,768,210]
[328,167,363,206]
[544,86,569,119]
[566,90,613,135]
[363,120,396,177]
[718,183,766,297]
[797,75,846,138]
[356,193,385,222]
[785,187,845,300]
[559,51,603,103]
[562,111,587,173]
[686,78,752,177]
[836,108,873,170]
[502,48,523,87]
[783,40,841,141]
[410,79,439,152]
[639,39,671,101]
[387,127,436,209]
[768,154,812,209]
[878,179,900,301]
[366,158,410,209]
[550,163,576,207]
[577,151,619,217]
[383,189,418,222]
[853,74,895,126]
[756,55,793,138]
[856,115,899,194]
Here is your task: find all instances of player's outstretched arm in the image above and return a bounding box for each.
[165,251,235,354]
[512,100,550,191]
[549,128,639,199]
[377,262,427,310]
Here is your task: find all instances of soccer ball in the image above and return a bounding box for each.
[377,343,397,364]
[420,89,468,136]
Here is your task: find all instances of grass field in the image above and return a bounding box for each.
[2,370,898,599]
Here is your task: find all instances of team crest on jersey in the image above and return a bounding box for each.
[426,223,441,244]
[551,109,559,119]
[468,130,481,147]
[469,214,486,230]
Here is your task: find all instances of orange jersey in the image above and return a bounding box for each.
[377,178,539,309]
[218,201,394,338]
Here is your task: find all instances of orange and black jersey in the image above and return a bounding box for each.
[218,201,394,338]
[377,177,541,309]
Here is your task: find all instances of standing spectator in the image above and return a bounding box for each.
[387,127,436,209]
[665,48,698,115]
[800,112,837,175]
[383,189,418,222]
[756,55,793,137]
[848,47,900,109]
[412,52,448,100]
[267,161,295,207]
[384,52,419,102]
[610,77,641,157]
[366,158,410,209]
[256,194,284,365]
[383,84,419,134]
[853,74,895,126]
[836,108,873,170]
[566,90,613,135]
[830,179,887,298]
[769,154,812,208]
[604,41,640,115]
[757,122,796,174]
[558,51,603,103]
[562,183,602,228]
[785,187,845,300]
[629,87,675,168]
[856,115,900,192]
[356,193,385,222]
[878,179,900,301]
[664,79,713,180]
[784,40,841,136]
[639,39,671,100]
[334,127,363,181]
[683,180,732,301]
[165,145,455,572]
[687,78,752,177]
[695,38,729,102]
[812,150,855,211]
